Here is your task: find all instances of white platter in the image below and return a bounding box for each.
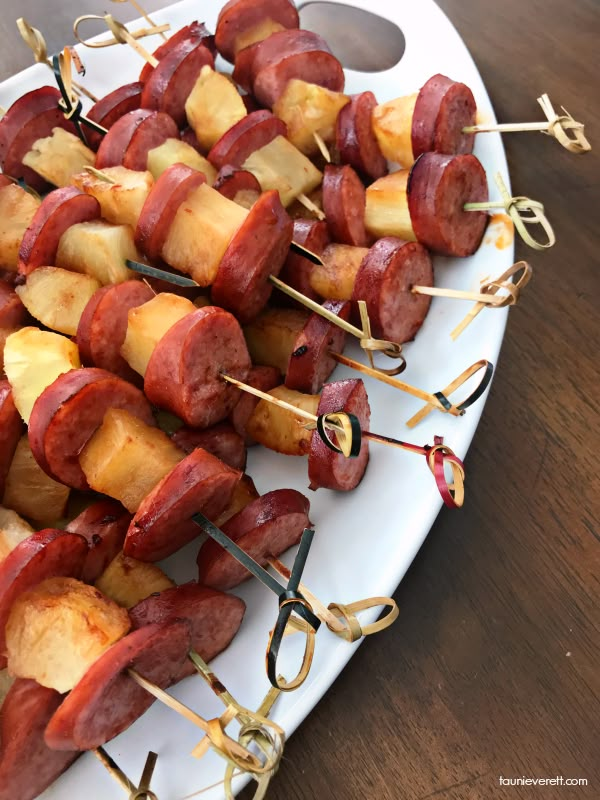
[0,1,515,797]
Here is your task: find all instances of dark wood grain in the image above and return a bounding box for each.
[0,1,598,798]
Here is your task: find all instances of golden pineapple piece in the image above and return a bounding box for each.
[56,220,138,285]
[0,183,40,271]
[372,93,418,168]
[3,327,80,423]
[3,435,70,525]
[309,244,370,301]
[246,385,320,456]
[243,135,322,207]
[71,166,154,229]
[16,267,100,336]
[22,128,95,188]
[0,506,34,563]
[79,408,184,512]
[121,292,195,377]
[161,183,247,285]
[185,66,247,152]
[0,327,20,377]
[146,137,217,183]
[95,552,175,609]
[244,308,309,374]
[273,80,350,156]
[6,576,130,693]
[234,18,285,54]
[213,474,260,528]
[0,669,14,705]
[364,170,416,241]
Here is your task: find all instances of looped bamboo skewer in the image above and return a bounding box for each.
[124,257,407,370]
[110,0,168,41]
[16,17,98,101]
[411,261,533,339]
[126,669,270,773]
[270,277,406,371]
[268,557,399,642]
[464,94,591,154]
[52,50,108,142]
[464,173,555,250]
[223,685,283,800]
[449,260,533,339]
[187,650,285,769]
[73,14,168,65]
[406,359,493,429]
[220,373,466,507]
[93,748,159,799]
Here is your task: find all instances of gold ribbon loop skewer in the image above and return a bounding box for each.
[464,94,591,155]
[129,751,159,800]
[16,17,98,101]
[111,0,168,41]
[464,172,555,250]
[450,260,533,340]
[73,14,168,66]
[406,358,493,428]
[268,557,399,643]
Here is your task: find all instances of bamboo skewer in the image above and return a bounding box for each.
[312,131,332,163]
[94,748,159,799]
[16,18,98,101]
[126,669,268,772]
[411,261,533,339]
[463,94,591,154]
[111,0,168,40]
[73,14,167,66]
[220,373,466,506]
[464,173,555,250]
[297,192,326,220]
[267,558,399,642]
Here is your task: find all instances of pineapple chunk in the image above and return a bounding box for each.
[147,137,217,183]
[185,66,247,152]
[0,506,34,563]
[309,244,370,301]
[213,474,259,528]
[372,93,418,168]
[16,267,100,335]
[72,166,154,229]
[234,18,285,55]
[5,576,130,693]
[96,552,174,609]
[0,327,20,377]
[3,435,70,525]
[273,80,350,156]
[22,127,95,188]
[3,327,80,423]
[161,183,247,285]
[0,183,40,271]
[243,135,322,207]
[56,220,138,285]
[79,408,184,512]
[121,293,195,377]
[364,170,416,241]
[244,308,309,374]
[0,670,14,705]
[246,385,320,456]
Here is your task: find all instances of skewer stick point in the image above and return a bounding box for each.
[297,192,326,220]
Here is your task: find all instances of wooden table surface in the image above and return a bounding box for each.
[1,1,598,798]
